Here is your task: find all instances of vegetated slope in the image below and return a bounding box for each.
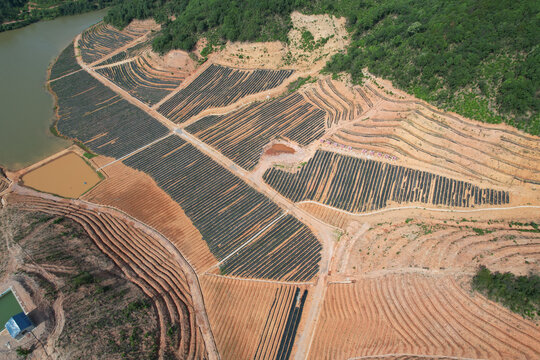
[321,0,539,135]
[104,0,539,135]
[186,92,326,170]
[78,22,147,64]
[8,194,207,359]
[347,218,540,276]
[331,82,540,186]
[200,275,307,360]
[122,135,321,281]
[95,56,187,105]
[158,64,294,123]
[0,206,161,359]
[309,275,540,360]
[264,150,508,213]
[82,159,218,272]
[49,69,169,158]
[49,42,80,81]
[472,266,539,319]
[0,0,114,32]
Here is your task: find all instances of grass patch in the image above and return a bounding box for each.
[472,228,493,236]
[287,76,316,93]
[83,152,97,159]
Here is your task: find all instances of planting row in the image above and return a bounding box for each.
[158,64,294,123]
[186,92,326,170]
[79,23,139,64]
[255,286,307,360]
[96,56,186,105]
[50,69,169,158]
[94,38,152,67]
[303,79,359,127]
[219,214,321,282]
[122,135,320,281]
[49,42,80,81]
[310,276,540,359]
[263,150,509,213]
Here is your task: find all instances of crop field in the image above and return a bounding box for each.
[200,275,307,360]
[94,38,152,67]
[263,150,509,213]
[49,42,80,81]
[122,135,321,281]
[82,159,217,272]
[50,69,169,158]
[78,23,141,64]
[302,78,361,127]
[218,214,321,281]
[348,217,540,276]
[186,92,326,170]
[309,275,540,360]
[96,56,187,105]
[331,82,540,186]
[11,194,207,359]
[158,64,294,123]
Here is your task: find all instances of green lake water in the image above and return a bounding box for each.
[0,290,24,328]
[0,9,107,171]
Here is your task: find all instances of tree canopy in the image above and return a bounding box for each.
[103,0,540,135]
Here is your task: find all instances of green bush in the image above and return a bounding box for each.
[472,266,540,319]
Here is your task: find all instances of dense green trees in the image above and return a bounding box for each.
[472,266,539,319]
[101,0,539,135]
[0,0,114,32]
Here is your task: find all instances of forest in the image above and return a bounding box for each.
[105,0,538,135]
[0,0,113,32]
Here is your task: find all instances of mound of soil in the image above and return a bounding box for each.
[265,144,295,156]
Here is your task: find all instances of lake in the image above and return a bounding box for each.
[0,9,107,170]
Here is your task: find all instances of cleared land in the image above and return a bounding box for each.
[309,275,540,360]
[346,217,540,276]
[200,275,307,360]
[21,152,100,198]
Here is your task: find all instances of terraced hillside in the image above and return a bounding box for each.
[122,135,321,281]
[347,217,540,276]
[9,194,208,359]
[78,22,150,64]
[264,150,509,213]
[331,82,540,186]
[96,56,187,105]
[200,275,307,360]
[302,78,361,127]
[94,37,152,67]
[186,92,326,170]
[50,69,169,158]
[309,275,540,360]
[158,64,294,123]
